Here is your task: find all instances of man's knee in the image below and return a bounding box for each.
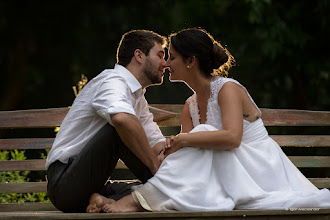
[47,160,90,212]
[48,181,90,213]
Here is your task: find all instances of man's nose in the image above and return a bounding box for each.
[164,60,170,68]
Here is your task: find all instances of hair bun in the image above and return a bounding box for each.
[211,41,235,77]
[212,42,228,69]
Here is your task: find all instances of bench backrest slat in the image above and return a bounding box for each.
[270,135,330,147]
[260,108,330,126]
[0,138,54,150]
[1,156,329,172]
[0,108,69,128]
[0,107,177,129]
[0,203,57,212]
[1,179,327,194]
[1,135,328,151]
[0,159,126,172]
[1,106,330,128]
[0,159,46,171]
[0,182,47,194]
[290,156,330,168]
[150,105,330,126]
[309,178,330,189]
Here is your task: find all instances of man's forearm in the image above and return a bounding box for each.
[111,113,161,175]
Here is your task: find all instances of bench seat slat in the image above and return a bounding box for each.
[1,178,328,194]
[0,205,329,216]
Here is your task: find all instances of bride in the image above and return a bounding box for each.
[100,28,330,212]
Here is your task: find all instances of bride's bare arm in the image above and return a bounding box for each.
[167,83,244,153]
[181,102,194,133]
[164,102,193,157]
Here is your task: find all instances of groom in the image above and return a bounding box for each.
[46,30,167,213]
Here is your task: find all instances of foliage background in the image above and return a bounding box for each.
[1,0,329,111]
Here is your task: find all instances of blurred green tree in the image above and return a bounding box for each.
[0,0,329,111]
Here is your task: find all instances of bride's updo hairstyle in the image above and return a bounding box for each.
[170,28,235,77]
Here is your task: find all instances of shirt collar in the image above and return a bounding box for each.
[114,64,142,94]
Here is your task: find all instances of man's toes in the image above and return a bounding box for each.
[87,204,100,213]
[86,204,94,213]
[102,204,112,213]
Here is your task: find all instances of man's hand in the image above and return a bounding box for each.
[152,142,166,163]
[157,151,165,163]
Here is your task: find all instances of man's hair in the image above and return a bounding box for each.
[116,30,167,67]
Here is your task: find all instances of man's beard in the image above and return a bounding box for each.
[143,57,163,85]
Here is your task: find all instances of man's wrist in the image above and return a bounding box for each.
[148,154,161,175]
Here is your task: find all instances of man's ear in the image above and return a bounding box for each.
[134,49,145,64]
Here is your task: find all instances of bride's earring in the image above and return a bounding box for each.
[187,65,190,69]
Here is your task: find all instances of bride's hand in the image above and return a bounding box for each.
[165,136,174,149]
[164,134,186,158]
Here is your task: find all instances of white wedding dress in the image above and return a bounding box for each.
[132,76,330,211]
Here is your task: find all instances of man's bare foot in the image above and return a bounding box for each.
[102,194,143,213]
[86,193,115,213]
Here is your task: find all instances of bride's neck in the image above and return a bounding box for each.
[186,74,212,98]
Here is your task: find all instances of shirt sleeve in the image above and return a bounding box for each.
[137,96,166,147]
[92,77,136,125]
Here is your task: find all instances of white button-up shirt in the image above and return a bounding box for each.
[46,64,165,169]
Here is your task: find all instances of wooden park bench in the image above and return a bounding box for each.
[0,105,329,219]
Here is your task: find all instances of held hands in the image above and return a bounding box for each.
[152,133,188,170]
[152,142,167,168]
[164,133,187,158]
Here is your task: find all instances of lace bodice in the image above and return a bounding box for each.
[186,76,261,130]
